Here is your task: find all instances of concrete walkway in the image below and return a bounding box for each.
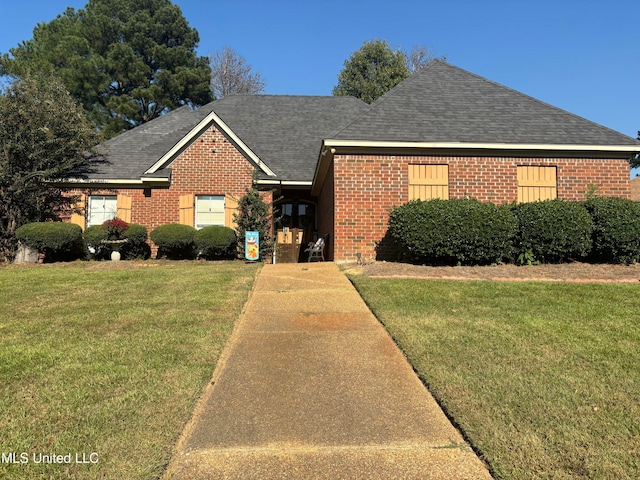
[164,263,493,479]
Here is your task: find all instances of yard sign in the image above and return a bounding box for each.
[245,231,259,261]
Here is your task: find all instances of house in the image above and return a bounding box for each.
[59,61,640,262]
[632,177,640,202]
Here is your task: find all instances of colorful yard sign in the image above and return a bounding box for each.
[245,231,259,261]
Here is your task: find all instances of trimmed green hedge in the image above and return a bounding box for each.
[194,226,237,260]
[83,224,110,260]
[512,199,593,264]
[584,196,640,264]
[84,222,150,260]
[120,223,150,260]
[15,222,84,262]
[387,199,517,265]
[150,224,196,259]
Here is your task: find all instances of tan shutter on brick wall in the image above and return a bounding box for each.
[517,166,557,203]
[408,165,449,200]
[116,195,132,223]
[70,194,86,230]
[179,194,195,226]
[224,195,239,229]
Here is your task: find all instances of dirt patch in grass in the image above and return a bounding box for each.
[344,261,640,282]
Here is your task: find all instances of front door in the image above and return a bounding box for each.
[275,201,316,263]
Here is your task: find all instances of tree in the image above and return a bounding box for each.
[408,44,443,72]
[333,39,410,104]
[0,76,100,261]
[0,0,212,139]
[233,181,275,262]
[209,47,266,98]
[631,131,640,169]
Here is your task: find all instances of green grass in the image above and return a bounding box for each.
[349,276,640,480]
[0,261,259,479]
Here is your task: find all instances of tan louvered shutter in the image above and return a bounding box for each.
[116,195,132,223]
[70,194,86,229]
[517,166,557,203]
[408,165,449,200]
[224,195,239,229]
[179,194,194,226]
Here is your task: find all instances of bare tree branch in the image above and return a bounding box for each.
[408,45,446,72]
[209,47,266,98]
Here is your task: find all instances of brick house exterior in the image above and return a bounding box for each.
[59,61,640,262]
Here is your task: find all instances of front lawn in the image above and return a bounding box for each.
[0,261,258,479]
[349,276,640,479]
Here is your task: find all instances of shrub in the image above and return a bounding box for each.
[150,224,196,259]
[194,226,237,260]
[387,199,517,266]
[512,199,593,263]
[15,222,84,262]
[121,223,150,260]
[103,217,129,239]
[83,224,110,260]
[234,181,275,261]
[584,196,640,264]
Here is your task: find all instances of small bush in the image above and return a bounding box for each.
[15,222,84,262]
[387,199,517,266]
[83,224,110,260]
[512,199,593,263]
[584,196,640,264]
[103,217,129,239]
[150,224,196,259]
[121,223,150,260]
[194,226,237,260]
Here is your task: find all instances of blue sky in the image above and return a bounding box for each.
[1,1,638,153]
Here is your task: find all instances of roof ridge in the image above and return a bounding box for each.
[328,61,442,139]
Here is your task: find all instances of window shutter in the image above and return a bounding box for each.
[116,195,132,223]
[70,194,86,230]
[225,195,239,229]
[179,194,195,226]
[408,165,449,200]
[517,166,557,202]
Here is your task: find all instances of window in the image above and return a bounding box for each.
[195,195,225,229]
[408,165,449,200]
[517,166,557,202]
[88,195,117,227]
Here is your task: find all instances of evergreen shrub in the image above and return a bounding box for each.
[584,196,640,264]
[150,224,196,259]
[83,224,110,260]
[194,226,237,260]
[15,222,84,262]
[121,223,150,259]
[387,198,517,265]
[512,199,593,263]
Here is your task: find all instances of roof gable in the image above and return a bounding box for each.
[208,95,369,182]
[333,60,640,147]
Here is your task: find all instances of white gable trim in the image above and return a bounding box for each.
[144,111,277,177]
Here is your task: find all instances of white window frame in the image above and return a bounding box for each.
[195,195,225,229]
[88,195,117,227]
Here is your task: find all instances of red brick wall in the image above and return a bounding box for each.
[331,153,631,262]
[316,161,335,260]
[69,124,257,253]
[123,125,254,230]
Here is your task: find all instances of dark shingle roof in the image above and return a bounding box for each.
[83,60,638,184]
[88,103,217,180]
[333,60,640,146]
[209,95,369,181]
[86,95,368,182]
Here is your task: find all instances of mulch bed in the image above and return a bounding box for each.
[343,261,640,283]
